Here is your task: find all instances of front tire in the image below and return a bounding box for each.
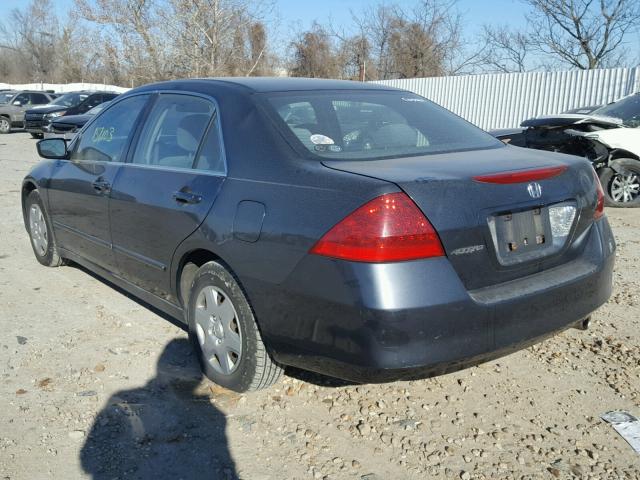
[0,117,10,134]
[598,159,640,208]
[186,261,283,392]
[30,132,43,139]
[25,190,64,267]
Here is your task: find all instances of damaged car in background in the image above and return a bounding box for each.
[492,92,640,207]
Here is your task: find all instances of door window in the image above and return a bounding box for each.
[132,94,214,170]
[81,94,103,112]
[30,93,50,104]
[193,116,225,174]
[13,93,30,106]
[71,95,149,163]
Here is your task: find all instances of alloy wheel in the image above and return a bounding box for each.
[194,286,242,375]
[0,118,10,134]
[610,172,640,203]
[29,204,48,256]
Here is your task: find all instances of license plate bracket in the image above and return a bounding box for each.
[488,206,553,266]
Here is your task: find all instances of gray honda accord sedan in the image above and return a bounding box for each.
[22,78,615,392]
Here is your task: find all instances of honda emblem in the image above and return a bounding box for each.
[527,182,542,199]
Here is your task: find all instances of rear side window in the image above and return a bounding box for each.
[30,93,50,104]
[131,94,214,170]
[71,94,149,163]
[266,91,502,160]
[193,116,224,174]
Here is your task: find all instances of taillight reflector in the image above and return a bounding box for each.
[593,169,605,219]
[310,193,445,263]
[473,165,567,184]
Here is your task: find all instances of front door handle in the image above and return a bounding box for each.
[173,191,202,205]
[92,179,111,193]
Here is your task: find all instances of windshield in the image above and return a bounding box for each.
[592,93,640,127]
[266,90,502,160]
[0,92,15,104]
[51,92,90,108]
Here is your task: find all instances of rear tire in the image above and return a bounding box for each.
[598,159,640,208]
[186,261,283,392]
[25,190,64,267]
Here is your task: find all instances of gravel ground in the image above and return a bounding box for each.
[1,131,639,480]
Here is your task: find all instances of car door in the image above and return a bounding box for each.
[11,92,31,123]
[47,94,151,270]
[109,92,226,299]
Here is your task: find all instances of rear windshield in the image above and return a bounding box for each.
[265,90,502,160]
[51,92,90,108]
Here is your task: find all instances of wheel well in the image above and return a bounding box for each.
[177,249,221,308]
[610,149,639,161]
[21,181,37,224]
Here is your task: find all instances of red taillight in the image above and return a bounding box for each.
[593,169,605,219]
[310,193,445,263]
[473,165,567,184]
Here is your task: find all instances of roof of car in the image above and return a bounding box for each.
[164,77,400,93]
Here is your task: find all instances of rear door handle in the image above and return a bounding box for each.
[173,191,202,205]
[92,179,111,193]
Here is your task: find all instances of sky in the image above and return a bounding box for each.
[0,0,637,67]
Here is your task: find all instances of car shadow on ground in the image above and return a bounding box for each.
[80,338,238,480]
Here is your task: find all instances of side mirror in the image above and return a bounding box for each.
[37,138,68,159]
[12,100,22,106]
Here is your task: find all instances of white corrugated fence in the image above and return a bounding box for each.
[0,82,129,93]
[373,67,640,130]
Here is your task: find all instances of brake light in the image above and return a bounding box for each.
[310,193,445,262]
[473,165,567,184]
[593,169,605,219]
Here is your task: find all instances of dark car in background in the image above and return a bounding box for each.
[0,90,58,134]
[22,78,615,392]
[45,101,112,140]
[24,91,119,138]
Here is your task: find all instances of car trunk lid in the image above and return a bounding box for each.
[322,145,599,290]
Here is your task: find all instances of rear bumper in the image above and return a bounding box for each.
[247,218,615,383]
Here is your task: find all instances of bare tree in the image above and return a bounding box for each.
[481,25,531,73]
[289,23,340,78]
[525,0,640,69]
[348,1,473,80]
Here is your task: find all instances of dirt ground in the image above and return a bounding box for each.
[0,131,638,480]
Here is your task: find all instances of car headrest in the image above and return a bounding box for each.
[373,123,418,149]
[177,114,209,152]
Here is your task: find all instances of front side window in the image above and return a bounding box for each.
[14,93,30,106]
[51,92,90,108]
[71,95,149,163]
[132,94,214,170]
[81,94,103,111]
[266,90,502,160]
